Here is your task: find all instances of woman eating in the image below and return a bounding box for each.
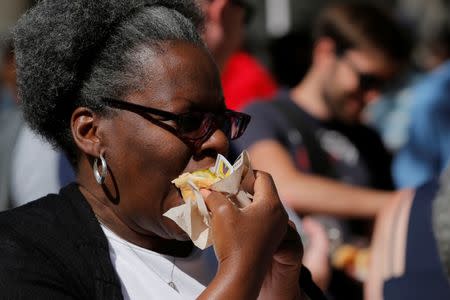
[0,0,324,299]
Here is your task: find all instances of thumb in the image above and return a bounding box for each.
[201,189,235,215]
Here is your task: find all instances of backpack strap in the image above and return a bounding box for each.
[271,100,336,178]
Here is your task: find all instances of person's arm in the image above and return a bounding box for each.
[365,189,413,300]
[301,217,331,290]
[248,140,394,218]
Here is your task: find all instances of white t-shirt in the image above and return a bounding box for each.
[101,224,218,300]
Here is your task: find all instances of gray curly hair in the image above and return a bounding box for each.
[14,0,205,167]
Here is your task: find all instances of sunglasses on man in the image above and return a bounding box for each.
[341,57,387,92]
[102,98,251,151]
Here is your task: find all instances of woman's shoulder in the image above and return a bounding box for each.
[0,184,80,230]
[0,193,63,226]
[0,191,68,261]
[0,183,101,260]
[0,183,113,298]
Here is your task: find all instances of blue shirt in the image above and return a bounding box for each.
[393,61,450,188]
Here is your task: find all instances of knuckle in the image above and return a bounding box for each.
[266,200,288,224]
[214,202,234,217]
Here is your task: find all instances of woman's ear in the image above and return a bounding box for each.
[71,107,102,157]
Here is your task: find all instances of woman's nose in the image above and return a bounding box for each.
[196,128,229,158]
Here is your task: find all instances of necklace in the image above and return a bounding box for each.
[96,217,179,293]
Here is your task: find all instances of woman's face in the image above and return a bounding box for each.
[99,41,228,241]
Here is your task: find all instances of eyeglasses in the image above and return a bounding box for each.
[102,98,251,151]
[341,57,386,92]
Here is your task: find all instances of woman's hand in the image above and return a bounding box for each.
[198,171,303,299]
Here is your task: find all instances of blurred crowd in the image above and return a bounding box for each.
[1,0,450,299]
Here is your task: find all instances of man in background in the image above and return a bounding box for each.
[234,2,412,217]
[233,3,412,297]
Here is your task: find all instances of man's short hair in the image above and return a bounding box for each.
[314,2,412,63]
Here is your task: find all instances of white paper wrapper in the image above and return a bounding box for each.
[163,151,254,249]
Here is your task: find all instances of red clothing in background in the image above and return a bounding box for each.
[221,51,278,111]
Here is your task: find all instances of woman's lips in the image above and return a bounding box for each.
[182,159,216,175]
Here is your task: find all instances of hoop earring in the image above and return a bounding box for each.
[93,153,108,184]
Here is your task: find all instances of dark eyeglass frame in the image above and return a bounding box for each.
[101,98,251,151]
[340,56,387,92]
